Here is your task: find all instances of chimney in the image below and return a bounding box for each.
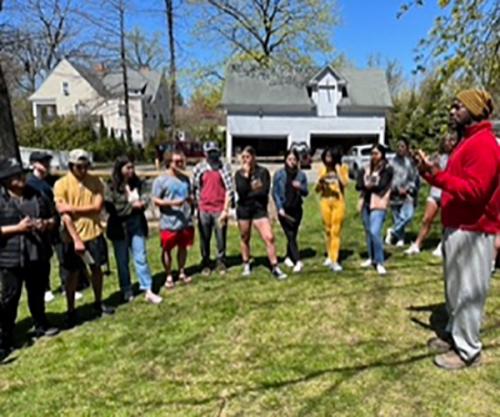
[94,63,107,74]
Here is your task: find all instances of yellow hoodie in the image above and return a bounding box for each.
[315,164,349,199]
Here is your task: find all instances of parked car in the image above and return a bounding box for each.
[156,141,205,166]
[342,144,395,179]
[290,141,312,169]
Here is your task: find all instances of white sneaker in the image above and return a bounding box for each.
[404,243,420,255]
[293,261,303,273]
[272,266,287,280]
[145,291,163,305]
[284,257,295,268]
[323,258,333,267]
[330,262,343,272]
[242,263,251,277]
[376,264,387,275]
[432,242,443,258]
[395,239,405,248]
[75,291,83,301]
[360,259,373,268]
[44,291,55,303]
[385,228,394,245]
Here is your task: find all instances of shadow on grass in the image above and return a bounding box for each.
[407,302,449,340]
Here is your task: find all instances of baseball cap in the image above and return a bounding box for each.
[29,151,53,164]
[0,157,27,181]
[68,149,91,164]
[203,141,220,153]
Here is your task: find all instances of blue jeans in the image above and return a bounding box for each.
[362,206,387,265]
[112,218,153,296]
[391,200,415,241]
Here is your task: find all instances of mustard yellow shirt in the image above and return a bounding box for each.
[54,172,104,242]
[315,164,349,199]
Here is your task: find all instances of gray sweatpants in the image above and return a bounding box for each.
[198,211,227,266]
[443,228,495,362]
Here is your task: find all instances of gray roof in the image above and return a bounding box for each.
[222,64,393,111]
[69,60,163,100]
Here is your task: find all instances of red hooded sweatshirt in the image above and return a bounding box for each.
[424,121,499,234]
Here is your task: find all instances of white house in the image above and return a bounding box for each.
[29,59,169,146]
[222,64,393,160]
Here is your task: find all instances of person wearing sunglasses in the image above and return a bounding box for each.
[356,144,394,276]
[153,150,194,289]
[0,157,59,361]
[235,146,287,280]
[54,149,114,327]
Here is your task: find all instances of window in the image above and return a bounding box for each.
[144,113,148,119]
[62,82,70,96]
[118,104,126,117]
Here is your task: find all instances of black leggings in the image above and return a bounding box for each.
[278,208,303,263]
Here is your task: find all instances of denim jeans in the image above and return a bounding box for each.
[391,200,415,241]
[362,206,387,265]
[112,217,153,296]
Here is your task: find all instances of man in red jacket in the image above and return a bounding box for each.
[416,88,499,370]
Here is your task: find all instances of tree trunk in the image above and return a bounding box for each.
[119,1,133,145]
[0,63,21,162]
[165,0,176,141]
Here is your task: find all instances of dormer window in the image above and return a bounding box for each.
[62,82,70,96]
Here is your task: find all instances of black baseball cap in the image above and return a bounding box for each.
[0,157,27,181]
[29,151,53,164]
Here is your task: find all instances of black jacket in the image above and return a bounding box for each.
[104,180,149,241]
[235,165,271,212]
[0,185,54,268]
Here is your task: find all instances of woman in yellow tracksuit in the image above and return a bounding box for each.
[315,147,349,272]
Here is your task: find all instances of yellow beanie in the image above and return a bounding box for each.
[456,89,494,119]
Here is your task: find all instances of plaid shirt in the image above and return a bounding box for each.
[192,160,234,208]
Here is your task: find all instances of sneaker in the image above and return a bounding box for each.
[123,290,134,303]
[432,243,443,258]
[284,257,295,268]
[376,264,387,275]
[427,336,453,354]
[242,263,251,277]
[94,303,115,317]
[145,291,163,305]
[201,267,211,277]
[0,347,12,362]
[434,350,481,370]
[44,291,55,303]
[330,262,343,272]
[395,239,405,248]
[360,259,373,268]
[34,326,59,338]
[385,228,394,245]
[293,261,303,273]
[271,266,287,280]
[405,243,420,255]
[216,261,227,276]
[323,258,333,267]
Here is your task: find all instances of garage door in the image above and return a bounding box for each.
[310,134,379,156]
[232,136,288,157]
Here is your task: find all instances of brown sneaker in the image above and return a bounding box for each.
[427,336,452,353]
[433,350,481,370]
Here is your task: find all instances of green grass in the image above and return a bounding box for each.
[1,187,499,417]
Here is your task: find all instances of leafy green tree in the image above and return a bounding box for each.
[189,0,339,68]
[399,0,499,100]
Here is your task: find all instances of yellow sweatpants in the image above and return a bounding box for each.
[320,197,346,263]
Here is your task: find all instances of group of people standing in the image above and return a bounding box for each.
[0,88,498,371]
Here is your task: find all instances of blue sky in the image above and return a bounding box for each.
[125,0,441,86]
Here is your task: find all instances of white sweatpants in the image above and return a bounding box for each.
[443,228,495,362]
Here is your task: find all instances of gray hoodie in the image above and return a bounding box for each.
[389,155,418,205]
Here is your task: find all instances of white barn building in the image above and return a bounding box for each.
[222,65,393,160]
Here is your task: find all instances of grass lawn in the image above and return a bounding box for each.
[1,186,499,417]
